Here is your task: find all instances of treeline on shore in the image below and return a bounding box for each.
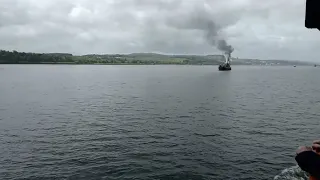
[2,49,311,66]
[0,50,200,65]
[0,50,74,64]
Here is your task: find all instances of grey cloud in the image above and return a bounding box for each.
[0,0,319,61]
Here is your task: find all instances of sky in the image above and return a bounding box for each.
[0,0,319,61]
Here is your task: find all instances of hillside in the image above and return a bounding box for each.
[0,50,315,66]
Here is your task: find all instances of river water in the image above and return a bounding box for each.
[1,65,319,180]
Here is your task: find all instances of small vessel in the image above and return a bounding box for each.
[294,65,296,67]
[219,52,232,71]
[314,64,317,67]
[219,63,231,71]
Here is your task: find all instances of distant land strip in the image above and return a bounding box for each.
[0,50,315,66]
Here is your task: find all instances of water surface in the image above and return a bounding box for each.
[1,65,319,180]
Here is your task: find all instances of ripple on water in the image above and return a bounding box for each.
[1,66,320,180]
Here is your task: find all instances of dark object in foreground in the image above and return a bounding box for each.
[218,63,231,71]
[295,150,320,179]
[305,0,320,31]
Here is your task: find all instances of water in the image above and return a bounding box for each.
[274,166,308,180]
[1,65,320,180]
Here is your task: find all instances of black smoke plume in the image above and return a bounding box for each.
[164,4,235,55]
[203,20,234,55]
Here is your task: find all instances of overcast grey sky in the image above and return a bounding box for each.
[0,0,319,61]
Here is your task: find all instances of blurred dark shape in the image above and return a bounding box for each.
[305,0,320,31]
[295,150,320,179]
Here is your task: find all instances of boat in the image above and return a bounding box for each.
[219,52,232,71]
[219,63,231,71]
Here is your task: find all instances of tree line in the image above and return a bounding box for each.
[0,49,226,65]
[0,50,192,64]
[0,50,73,64]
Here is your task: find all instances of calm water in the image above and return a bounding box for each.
[1,65,320,180]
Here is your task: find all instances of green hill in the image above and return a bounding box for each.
[0,50,315,66]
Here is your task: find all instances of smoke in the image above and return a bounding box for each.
[217,39,234,55]
[165,4,235,55]
[203,18,234,55]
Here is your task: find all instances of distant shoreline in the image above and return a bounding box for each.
[0,63,314,67]
[0,49,316,66]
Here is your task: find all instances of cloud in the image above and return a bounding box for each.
[0,0,319,61]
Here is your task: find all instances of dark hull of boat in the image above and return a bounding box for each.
[218,64,231,71]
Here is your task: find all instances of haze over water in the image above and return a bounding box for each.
[1,65,320,180]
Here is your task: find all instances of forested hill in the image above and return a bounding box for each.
[0,50,73,64]
[0,50,314,66]
[0,50,224,65]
